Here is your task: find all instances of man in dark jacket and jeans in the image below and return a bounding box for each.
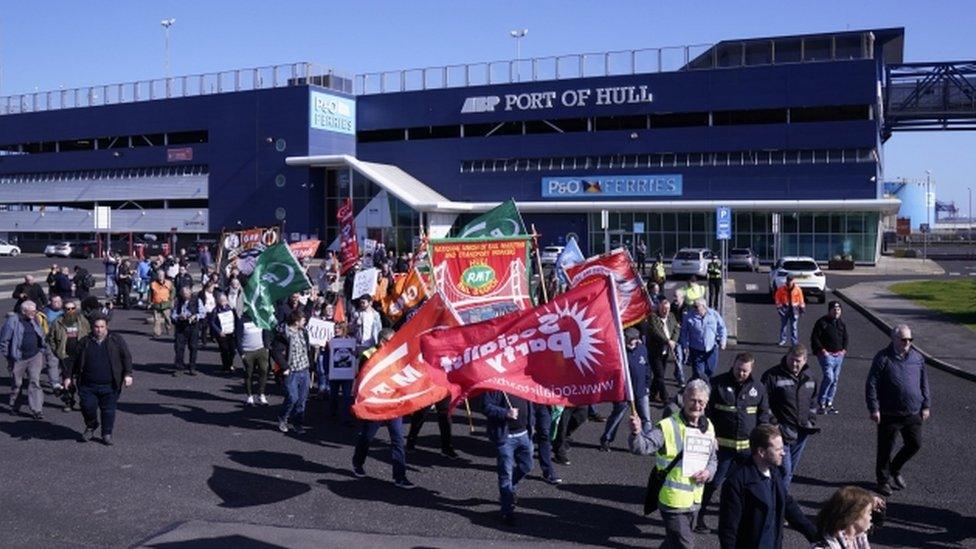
[484,390,535,525]
[761,344,818,488]
[866,324,930,497]
[64,315,133,445]
[718,424,817,548]
[810,301,849,415]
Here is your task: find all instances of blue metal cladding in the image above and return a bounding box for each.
[356,60,881,204]
[0,86,355,235]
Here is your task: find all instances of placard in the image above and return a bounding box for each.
[352,267,379,300]
[681,431,713,477]
[328,337,359,381]
[217,311,235,335]
[363,238,377,256]
[307,317,335,347]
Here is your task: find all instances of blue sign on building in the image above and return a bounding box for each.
[310,90,356,135]
[716,206,732,240]
[541,175,682,198]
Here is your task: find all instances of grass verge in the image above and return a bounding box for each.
[889,279,976,332]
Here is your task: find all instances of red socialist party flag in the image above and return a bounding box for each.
[351,292,460,421]
[565,248,651,327]
[337,197,359,275]
[419,275,628,409]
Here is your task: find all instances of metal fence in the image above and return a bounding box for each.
[0,62,351,116]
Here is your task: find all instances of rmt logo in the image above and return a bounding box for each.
[461,96,501,113]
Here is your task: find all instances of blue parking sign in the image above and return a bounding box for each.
[716,206,732,240]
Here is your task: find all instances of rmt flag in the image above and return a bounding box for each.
[419,275,628,409]
[351,292,460,421]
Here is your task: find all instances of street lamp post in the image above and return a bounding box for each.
[161,18,176,78]
[969,186,973,241]
[509,29,528,82]
[924,170,932,261]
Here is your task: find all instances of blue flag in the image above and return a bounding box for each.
[555,237,585,285]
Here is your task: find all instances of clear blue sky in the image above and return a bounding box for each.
[2,0,974,214]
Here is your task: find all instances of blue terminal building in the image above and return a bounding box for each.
[3,27,971,263]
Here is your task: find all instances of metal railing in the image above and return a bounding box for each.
[355,32,875,95]
[0,62,351,116]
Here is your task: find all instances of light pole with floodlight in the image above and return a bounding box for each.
[161,19,175,79]
[509,29,528,81]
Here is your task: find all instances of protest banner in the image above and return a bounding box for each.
[352,268,379,300]
[352,292,461,421]
[363,238,377,257]
[419,275,627,410]
[429,236,532,323]
[217,225,280,276]
[328,337,360,381]
[217,311,235,335]
[337,197,359,275]
[457,199,527,238]
[287,239,321,260]
[307,317,335,347]
[565,248,652,327]
[682,431,715,477]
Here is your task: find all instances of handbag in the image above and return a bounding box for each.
[643,450,684,515]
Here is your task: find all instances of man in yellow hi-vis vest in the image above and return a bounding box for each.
[629,379,718,548]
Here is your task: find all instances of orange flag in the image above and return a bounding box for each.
[334,298,346,324]
[381,268,429,323]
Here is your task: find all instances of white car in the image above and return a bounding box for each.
[0,239,20,256]
[45,242,73,258]
[539,246,564,265]
[670,248,713,278]
[769,256,826,303]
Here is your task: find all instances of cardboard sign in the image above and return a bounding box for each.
[352,267,379,300]
[363,238,377,257]
[217,311,235,335]
[307,317,335,347]
[328,337,359,381]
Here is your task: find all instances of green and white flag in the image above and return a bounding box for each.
[243,243,312,330]
[457,199,527,238]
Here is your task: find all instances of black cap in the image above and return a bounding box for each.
[624,327,641,341]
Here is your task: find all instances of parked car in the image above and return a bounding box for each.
[45,241,74,258]
[69,240,99,259]
[769,256,826,303]
[0,239,20,256]
[670,248,714,278]
[539,246,565,265]
[728,248,760,271]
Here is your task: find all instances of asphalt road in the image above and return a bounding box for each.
[0,256,973,548]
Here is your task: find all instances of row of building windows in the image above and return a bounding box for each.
[0,130,208,156]
[0,199,209,211]
[0,165,209,185]
[358,104,871,143]
[459,148,876,173]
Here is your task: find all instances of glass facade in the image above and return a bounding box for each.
[322,169,421,254]
[587,211,879,263]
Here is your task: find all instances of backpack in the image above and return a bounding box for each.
[83,271,96,290]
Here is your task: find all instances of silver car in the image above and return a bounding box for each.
[671,248,713,278]
[46,242,73,258]
[728,248,760,271]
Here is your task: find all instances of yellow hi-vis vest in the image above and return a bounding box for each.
[653,262,666,280]
[683,283,706,304]
[656,415,715,510]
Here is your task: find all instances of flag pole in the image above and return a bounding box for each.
[464,398,475,433]
[607,274,636,415]
[530,223,549,304]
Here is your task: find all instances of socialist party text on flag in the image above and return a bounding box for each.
[419,275,627,410]
[242,243,312,330]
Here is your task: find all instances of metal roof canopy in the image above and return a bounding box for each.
[286,154,901,215]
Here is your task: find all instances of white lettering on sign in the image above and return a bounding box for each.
[461,85,652,113]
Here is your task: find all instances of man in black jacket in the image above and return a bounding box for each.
[718,424,817,548]
[697,352,770,533]
[761,345,818,488]
[866,324,930,497]
[170,286,204,376]
[72,266,94,299]
[64,315,133,445]
[810,301,849,415]
[12,275,48,311]
[173,264,195,295]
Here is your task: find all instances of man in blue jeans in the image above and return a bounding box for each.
[351,329,415,489]
[484,390,534,525]
[810,301,849,415]
[600,328,651,451]
[679,299,727,381]
[271,310,312,434]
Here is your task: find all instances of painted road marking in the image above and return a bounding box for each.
[745,283,758,291]
[949,272,961,276]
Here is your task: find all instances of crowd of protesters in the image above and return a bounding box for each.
[1,242,930,549]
